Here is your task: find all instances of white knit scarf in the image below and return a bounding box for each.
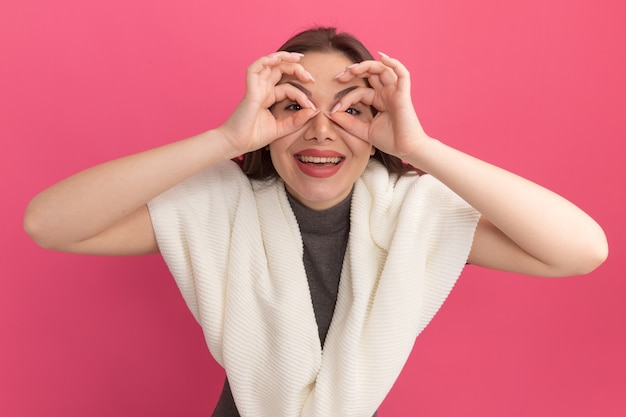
[148,160,479,417]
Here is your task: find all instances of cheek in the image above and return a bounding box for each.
[268,137,289,155]
[344,135,374,159]
[346,143,374,177]
[268,139,293,171]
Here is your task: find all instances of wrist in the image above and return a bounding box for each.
[199,128,246,162]
[401,135,441,171]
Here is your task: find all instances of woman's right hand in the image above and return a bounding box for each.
[23,52,318,256]
[218,52,319,154]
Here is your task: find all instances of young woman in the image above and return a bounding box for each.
[24,27,607,417]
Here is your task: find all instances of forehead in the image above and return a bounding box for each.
[282,51,367,90]
[298,51,354,70]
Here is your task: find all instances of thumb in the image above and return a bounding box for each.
[275,109,319,137]
[327,112,370,142]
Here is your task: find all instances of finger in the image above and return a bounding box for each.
[265,52,315,82]
[264,62,315,84]
[367,73,384,92]
[377,52,409,76]
[273,83,317,111]
[259,51,304,66]
[378,52,411,91]
[245,64,314,106]
[329,86,377,114]
[249,53,314,83]
[275,109,319,137]
[334,60,398,86]
[326,111,371,142]
[378,52,411,90]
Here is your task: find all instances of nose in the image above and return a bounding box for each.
[304,112,336,142]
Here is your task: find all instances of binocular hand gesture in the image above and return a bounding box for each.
[329,53,429,162]
[219,52,318,155]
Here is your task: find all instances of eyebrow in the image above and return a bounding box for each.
[284,81,359,100]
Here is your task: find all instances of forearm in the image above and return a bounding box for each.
[406,137,608,274]
[24,128,240,249]
[329,52,607,275]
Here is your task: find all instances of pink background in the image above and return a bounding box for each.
[2,0,625,416]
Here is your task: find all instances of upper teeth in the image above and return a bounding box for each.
[298,155,342,164]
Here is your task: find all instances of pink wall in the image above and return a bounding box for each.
[2,0,625,416]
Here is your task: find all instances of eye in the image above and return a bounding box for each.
[345,106,361,116]
[285,103,303,111]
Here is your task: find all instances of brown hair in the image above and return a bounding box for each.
[239,27,416,179]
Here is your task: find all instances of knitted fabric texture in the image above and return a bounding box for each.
[148,159,480,417]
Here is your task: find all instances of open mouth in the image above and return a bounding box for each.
[296,155,344,166]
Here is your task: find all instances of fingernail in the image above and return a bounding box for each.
[378,51,389,58]
[346,63,359,69]
[333,70,346,79]
[291,52,305,57]
[307,100,317,111]
[305,70,315,81]
[331,103,341,114]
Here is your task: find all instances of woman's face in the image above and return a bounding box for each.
[269,51,374,210]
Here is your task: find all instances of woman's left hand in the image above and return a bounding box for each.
[329,53,428,161]
[331,54,609,279]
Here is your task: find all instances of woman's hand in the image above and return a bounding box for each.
[329,53,429,162]
[219,52,319,155]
